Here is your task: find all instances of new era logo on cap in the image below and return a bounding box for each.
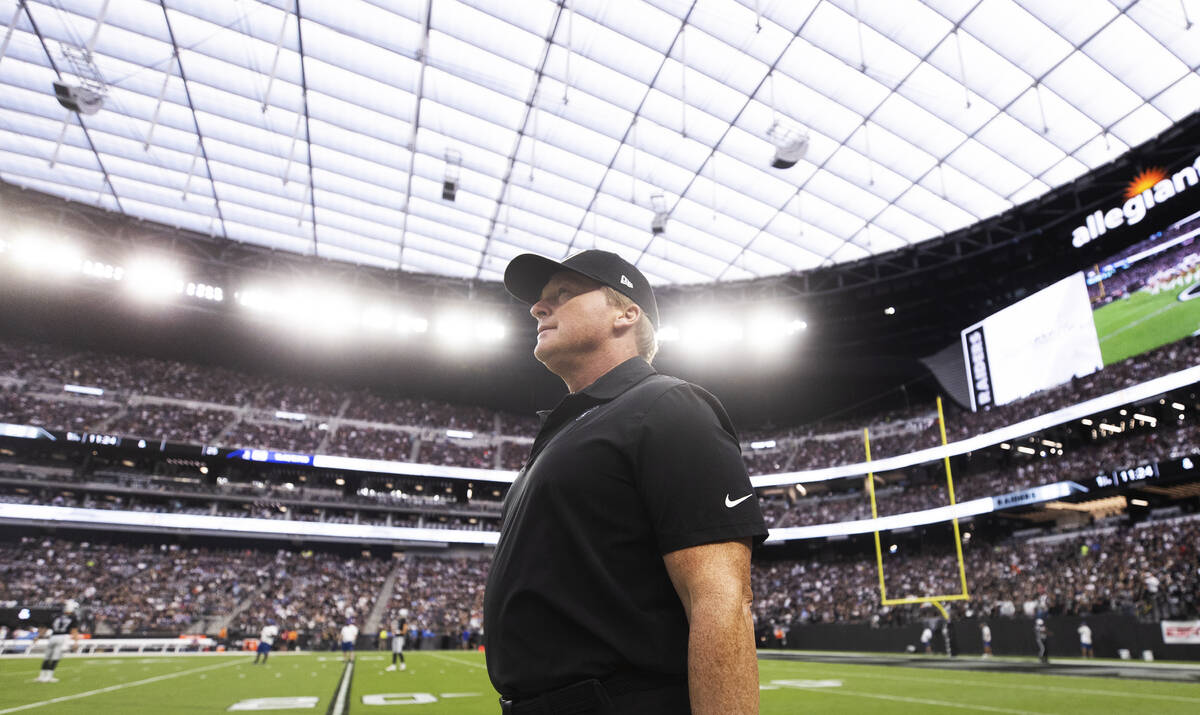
[503,250,660,328]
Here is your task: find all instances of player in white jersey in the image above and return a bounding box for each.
[1078,622,1093,658]
[385,609,408,672]
[340,618,359,663]
[981,622,993,657]
[35,600,80,683]
[254,619,279,665]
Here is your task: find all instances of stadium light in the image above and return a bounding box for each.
[750,440,776,449]
[361,305,394,332]
[124,258,184,302]
[402,316,429,335]
[446,429,474,439]
[1129,498,1149,507]
[476,319,506,343]
[9,236,82,277]
[435,312,473,348]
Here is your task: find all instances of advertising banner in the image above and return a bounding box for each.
[1161,620,1200,644]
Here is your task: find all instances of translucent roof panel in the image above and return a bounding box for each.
[0,0,1196,285]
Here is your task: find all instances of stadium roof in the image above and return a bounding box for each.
[0,0,1197,286]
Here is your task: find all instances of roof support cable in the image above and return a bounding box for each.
[296,182,311,228]
[295,0,319,253]
[560,2,697,258]
[47,113,69,169]
[630,118,638,203]
[0,5,21,67]
[181,139,201,201]
[144,57,174,150]
[1181,0,1194,30]
[1034,81,1049,135]
[282,109,303,185]
[953,28,970,109]
[22,0,121,212]
[398,0,433,269]
[767,70,777,124]
[862,122,876,186]
[528,103,537,182]
[710,156,717,222]
[562,0,571,104]
[853,0,867,72]
[261,1,292,113]
[754,0,762,33]
[83,0,110,54]
[159,0,227,238]
[680,22,687,139]
[472,1,567,279]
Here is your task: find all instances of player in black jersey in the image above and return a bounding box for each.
[35,600,80,683]
[385,609,408,672]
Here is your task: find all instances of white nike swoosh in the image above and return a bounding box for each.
[725,493,753,508]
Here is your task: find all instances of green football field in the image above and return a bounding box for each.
[1092,281,1200,366]
[2,650,1200,714]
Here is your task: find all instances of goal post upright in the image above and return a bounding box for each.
[867,398,971,608]
[937,396,971,601]
[863,427,887,603]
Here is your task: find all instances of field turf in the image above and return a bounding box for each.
[1092,281,1200,365]
[3,650,1200,713]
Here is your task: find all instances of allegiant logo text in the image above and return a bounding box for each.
[1071,154,1200,248]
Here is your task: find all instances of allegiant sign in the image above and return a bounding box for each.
[1071,154,1200,248]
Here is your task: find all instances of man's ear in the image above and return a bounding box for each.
[613,303,642,330]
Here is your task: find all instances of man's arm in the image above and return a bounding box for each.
[663,538,758,715]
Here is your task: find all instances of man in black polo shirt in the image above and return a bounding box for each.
[484,250,767,714]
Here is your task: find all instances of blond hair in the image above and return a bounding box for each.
[603,287,658,363]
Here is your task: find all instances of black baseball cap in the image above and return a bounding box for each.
[503,250,660,329]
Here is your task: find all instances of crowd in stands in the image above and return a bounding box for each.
[4,513,1195,642]
[326,425,414,461]
[418,439,496,470]
[392,556,488,649]
[106,405,233,445]
[0,390,120,431]
[233,550,392,647]
[0,537,273,634]
[760,419,1200,528]
[2,335,1196,477]
[752,517,1200,627]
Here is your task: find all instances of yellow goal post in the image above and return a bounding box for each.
[865,396,970,610]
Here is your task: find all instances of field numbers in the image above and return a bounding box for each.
[361,693,438,705]
[228,696,320,710]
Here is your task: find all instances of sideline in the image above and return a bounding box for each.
[0,658,241,714]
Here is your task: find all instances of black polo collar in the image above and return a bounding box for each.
[536,357,657,426]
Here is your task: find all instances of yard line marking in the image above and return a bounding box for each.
[776,666,1200,704]
[1098,300,1178,344]
[0,659,240,714]
[328,660,353,715]
[812,688,1047,714]
[425,652,488,671]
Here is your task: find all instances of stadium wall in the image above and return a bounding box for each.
[770,615,1200,661]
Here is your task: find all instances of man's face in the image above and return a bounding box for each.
[530,271,616,367]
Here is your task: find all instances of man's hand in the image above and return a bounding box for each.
[663,538,757,715]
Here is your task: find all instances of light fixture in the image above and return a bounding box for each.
[442,148,462,201]
[766,120,809,169]
[650,192,668,235]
